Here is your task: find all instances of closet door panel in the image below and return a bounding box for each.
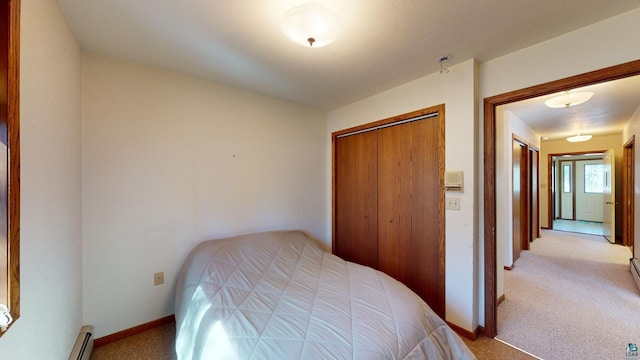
[334,131,378,268]
[407,117,444,318]
[377,122,413,282]
[378,117,444,318]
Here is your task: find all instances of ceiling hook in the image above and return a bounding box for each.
[438,55,450,74]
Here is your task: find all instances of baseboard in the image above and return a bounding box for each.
[497,293,505,306]
[447,321,480,340]
[93,314,175,347]
[504,264,514,271]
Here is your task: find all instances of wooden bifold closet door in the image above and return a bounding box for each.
[332,105,445,319]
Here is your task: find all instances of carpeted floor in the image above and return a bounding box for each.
[90,323,177,360]
[497,229,639,360]
[90,321,535,359]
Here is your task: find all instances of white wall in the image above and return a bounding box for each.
[327,59,479,332]
[6,3,637,348]
[479,7,640,326]
[0,0,83,358]
[495,110,540,297]
[623,104,640,259]
[81,53,328,337]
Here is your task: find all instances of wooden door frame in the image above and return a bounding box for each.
[0,0,21,336]
[623,136,635,251]
[512,136,530,260]
[483,59,640,337]
[530,147,540,240]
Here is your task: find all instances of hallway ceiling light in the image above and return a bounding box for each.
[281,4,341,48]
[566,133,592,142]
[545,91,593,108]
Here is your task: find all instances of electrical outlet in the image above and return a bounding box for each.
[446,197,460,210]
[154,271,164,286]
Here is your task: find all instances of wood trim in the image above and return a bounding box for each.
[8,0,20,323]
[93,315,176,347]
[484,59,640,338]
[497,294,506,306]
[547,154,553,229]
[504,265,514,271]
[532,149,541,239]
[623,136,635,250]
[447,321,480,341]
[331,104,444,138]
[0,0,21,338]
[483,94,498,337]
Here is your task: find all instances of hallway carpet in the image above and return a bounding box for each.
[497,230,639,360]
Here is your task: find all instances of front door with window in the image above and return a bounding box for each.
[576,160,604,222]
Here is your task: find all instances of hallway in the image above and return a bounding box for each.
[497,230,637,360]
[552,219,603,236]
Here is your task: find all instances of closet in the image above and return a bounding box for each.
[332,105,445,318]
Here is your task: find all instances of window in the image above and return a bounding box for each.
[563,165,571,193]
[0,0,21,335]
[584,164,604,193]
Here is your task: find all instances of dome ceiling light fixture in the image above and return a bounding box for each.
[544,90,594,108]
[281,4,341,48]
[566,133,592,143]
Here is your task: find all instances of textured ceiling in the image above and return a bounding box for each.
[58,0,640,111]
[501,75,640,141]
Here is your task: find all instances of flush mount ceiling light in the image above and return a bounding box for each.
[566,133,592,143]
[281,4,341,48]
[544,91,593,108]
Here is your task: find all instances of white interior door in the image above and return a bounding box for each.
[575,159,604,222]
[560,161,573,219]
[602,150,615,242]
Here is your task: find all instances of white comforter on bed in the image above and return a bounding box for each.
[175,230,475,359]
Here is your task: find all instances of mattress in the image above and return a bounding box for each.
[175,230,475,359]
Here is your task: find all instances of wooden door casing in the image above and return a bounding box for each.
[512,138,530,263]
[623,137,635,252]
[530,148,540,240]
[520,143,530,251]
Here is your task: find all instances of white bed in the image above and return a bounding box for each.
[175,230,475,359]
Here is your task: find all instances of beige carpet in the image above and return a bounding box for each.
[497,230,639,360]
[90,320,534,359]
[90,323,176,360]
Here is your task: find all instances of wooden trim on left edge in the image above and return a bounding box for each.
[0,0,22,338]
[8,0,21,326]
[93,315,176,347]
[447,321,480,341]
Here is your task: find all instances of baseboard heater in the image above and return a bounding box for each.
[69,325,94,360]
[631,258,640,293]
